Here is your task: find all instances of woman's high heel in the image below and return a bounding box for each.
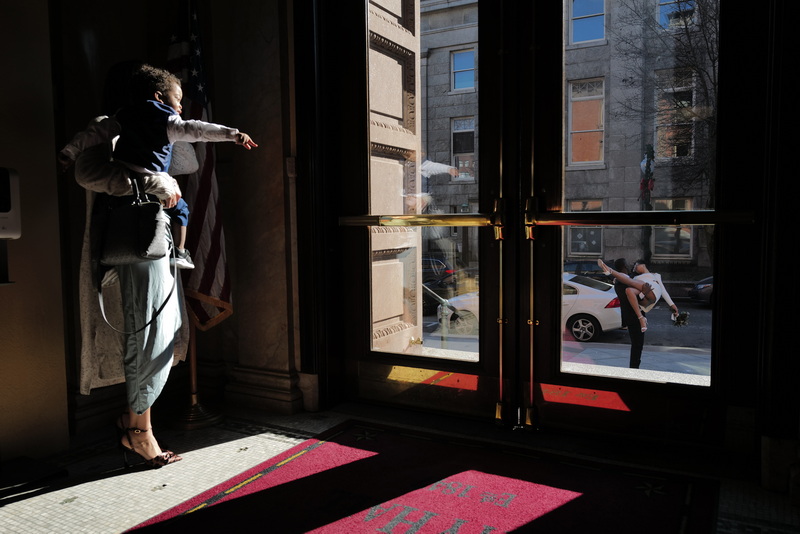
[116,413,173,452]
[121,427,182,469]
[638,315,648,332]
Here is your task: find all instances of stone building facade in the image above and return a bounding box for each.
[419,0,716,280]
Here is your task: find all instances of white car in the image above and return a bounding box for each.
[438,273,622,341]
[561,273,622,341]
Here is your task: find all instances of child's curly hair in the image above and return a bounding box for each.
[129,64,181,103]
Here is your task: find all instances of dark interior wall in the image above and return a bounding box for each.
[1,1,72,459]
[0,0,294,461]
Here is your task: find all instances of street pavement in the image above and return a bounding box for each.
[422,300,712,386]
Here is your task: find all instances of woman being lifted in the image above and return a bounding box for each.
[598,259,679,332]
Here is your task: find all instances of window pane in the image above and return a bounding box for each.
[656,124,693,158]
[560,226,713,385]
[572,98,603,130]
[453,50,475,90]
[571,131,604,162]
[453,50,474,71]
[453,70,474,90]
[573,16,604,42]
[659,0,696,28]
[453,131,474,153]
[562,0,718,385]
[453,154,475,180]
[653,226,691,256]
[573,0,604,18]
[569,226,603,254]
[569,80,604,163]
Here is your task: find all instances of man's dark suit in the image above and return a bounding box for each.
[614,280,645,368]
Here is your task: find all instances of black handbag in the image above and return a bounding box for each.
[99,176,169,266]
[96,175,177,335]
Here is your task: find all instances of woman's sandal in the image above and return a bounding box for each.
[116,413,174,453]
[637,315,648,333]
[121,427,182,469]
[597,259,612,275]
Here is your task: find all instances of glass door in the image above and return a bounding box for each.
[554,0,721,386]
[336,0,504,419]
[322,0,741,434]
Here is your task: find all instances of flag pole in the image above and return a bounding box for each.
[176,319,224,429]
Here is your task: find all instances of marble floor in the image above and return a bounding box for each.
[1,403,798,533]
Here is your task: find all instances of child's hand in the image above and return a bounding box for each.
[57,153,75,173]
[236,133,258,150]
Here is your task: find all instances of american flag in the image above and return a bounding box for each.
[167,0,233,330]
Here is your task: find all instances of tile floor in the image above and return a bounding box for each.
[1,403,799,533]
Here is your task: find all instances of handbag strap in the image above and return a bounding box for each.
[130,174,150,204]
[97,234,179,336]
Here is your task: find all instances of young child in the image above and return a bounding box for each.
[60,63,257,268]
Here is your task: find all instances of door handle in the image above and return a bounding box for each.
[490,198,504,240]
[524,198,536,240]
[339,213,491,227]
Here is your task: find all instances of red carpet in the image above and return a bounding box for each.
[132,421,717,533]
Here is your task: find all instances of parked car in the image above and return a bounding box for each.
[562,274,622,342]
[688,276,713,303]
[563,260,613,282]
[421,254,458,315]
[422,254,456,283]
[437,291,479,335]
[437,274,622,341]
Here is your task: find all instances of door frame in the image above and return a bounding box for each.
[295,0,769,445]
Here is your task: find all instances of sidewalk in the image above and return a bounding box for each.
[562,340,711,386]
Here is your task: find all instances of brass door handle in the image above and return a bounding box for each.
[339,213,492,227]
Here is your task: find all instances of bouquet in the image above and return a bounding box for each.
[671,311,690,327]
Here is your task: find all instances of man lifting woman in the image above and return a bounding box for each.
[598,259,679,332]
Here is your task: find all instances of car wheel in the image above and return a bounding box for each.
[567,315,601,342]
[450,310,478,335]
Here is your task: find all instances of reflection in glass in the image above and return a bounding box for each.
[658,0,696,29]
[368,1,479,363]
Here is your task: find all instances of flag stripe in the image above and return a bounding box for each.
[167,0,233,329]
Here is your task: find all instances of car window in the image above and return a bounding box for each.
[565,274,612,291]
[563,284,578,295]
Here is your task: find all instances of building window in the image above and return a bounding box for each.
[658,0,695,29]
[452,50,475,91]
[452,117,476,181]
[569,79,604,164]
[653,198,692,258]
[656,69,694,159]
[567,200,603,255]
[571,0,605,43]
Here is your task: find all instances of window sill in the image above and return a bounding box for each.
[566,39,609,51]
[448,88,476,96]
[566,163,607,171]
